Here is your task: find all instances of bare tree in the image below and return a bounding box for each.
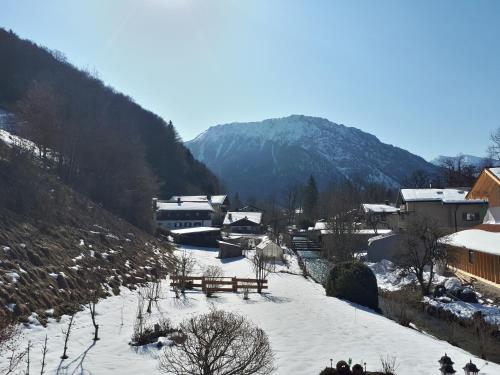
[252,251,275,294]
[487,127,500,162]
[142,267,163,314]
[396,215,448,295]
[282,183,301,226]
[203,265,225,297]
[40,335,48,375]
[173,250,196,296]
[131,294,146,345]
[323,210,358,262]
[61,314,75,359]
[159,309,275,375]
[380,355,398,374]
[88,288,100,341]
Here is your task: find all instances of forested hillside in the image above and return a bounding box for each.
[0,28,219,230]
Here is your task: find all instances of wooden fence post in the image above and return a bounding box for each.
[201,276,206,293]
[232,277,237,292]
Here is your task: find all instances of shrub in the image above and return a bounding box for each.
[159,309,274,375]
[326,261,379,310]
[319,367,336,375]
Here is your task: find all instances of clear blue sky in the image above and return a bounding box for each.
[1,0,499,160]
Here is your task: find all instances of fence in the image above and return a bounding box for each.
[170,275,268,293]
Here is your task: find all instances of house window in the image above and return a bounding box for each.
[468,250,475,264]
[463,212,480,221]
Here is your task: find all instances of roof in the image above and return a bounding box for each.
[362,204,399,213]
[442,228,500,256]
[223,211,262,225]
[256,239,281,251]
[483,208,500,225]
[313,221,327,231]
[156,201,214,212]
[489,167,500,181]
[170,227,220,235]
[400,188,486,204]
[169,195,227,205]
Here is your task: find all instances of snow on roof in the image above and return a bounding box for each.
[169,195,208,202]
[313,220,327,230]
[169,195,227,205]
[489,168,500,181]
[483,207,500,224]
[209,195,227,205]
[223,211,262,225]
[170,226,220,235]
[400,188,486,204]
[156,201,214,212]
[362,204,399,213]
[442,229,500,256]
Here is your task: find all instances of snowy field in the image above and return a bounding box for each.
[2,245,498,374]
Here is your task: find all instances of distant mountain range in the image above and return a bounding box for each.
[186,115,438,198]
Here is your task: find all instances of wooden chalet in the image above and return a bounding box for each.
[444,224,500,285]
[466,167,500,207]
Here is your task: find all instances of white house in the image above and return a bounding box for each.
[154,199,214,230]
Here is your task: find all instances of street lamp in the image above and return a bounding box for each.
[439,354,456,375]
[463,360,480,375]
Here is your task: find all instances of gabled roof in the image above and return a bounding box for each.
[362,203,399,214]
[169,195,227,205]
[157,201,214,212]
[399,188,486,204]
[223,211,262,225]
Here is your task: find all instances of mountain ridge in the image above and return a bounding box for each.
[186,115,437,198]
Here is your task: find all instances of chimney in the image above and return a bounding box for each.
[385,200,389,206]
[228,213,232,221]
[152,198,158,211]
[177,197,181,205]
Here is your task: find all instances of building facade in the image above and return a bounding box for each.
[396,188,488,233]
[154,199,214,230]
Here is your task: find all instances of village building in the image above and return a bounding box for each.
[223,211,263,234]
[361,203,400,231]
[396,188,488,233]
[217,240,243,259]
[170,226,221,247]
[153,199,214,230]
[466,167,500,207]
[169,195,230,212]
[444,222,500,285]
[256,239,284,261]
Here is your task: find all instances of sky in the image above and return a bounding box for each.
[1,0,499,160]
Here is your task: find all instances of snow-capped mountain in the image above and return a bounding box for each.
[186,115,437,198]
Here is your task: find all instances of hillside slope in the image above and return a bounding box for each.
[186,115,437,198]
[0,28,220,229]
[0,141,173,322]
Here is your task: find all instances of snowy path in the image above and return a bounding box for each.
[2,245,498,374]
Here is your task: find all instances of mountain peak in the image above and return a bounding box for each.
[186,116,436,198]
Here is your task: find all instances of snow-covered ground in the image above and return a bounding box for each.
[2,246,498,374]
